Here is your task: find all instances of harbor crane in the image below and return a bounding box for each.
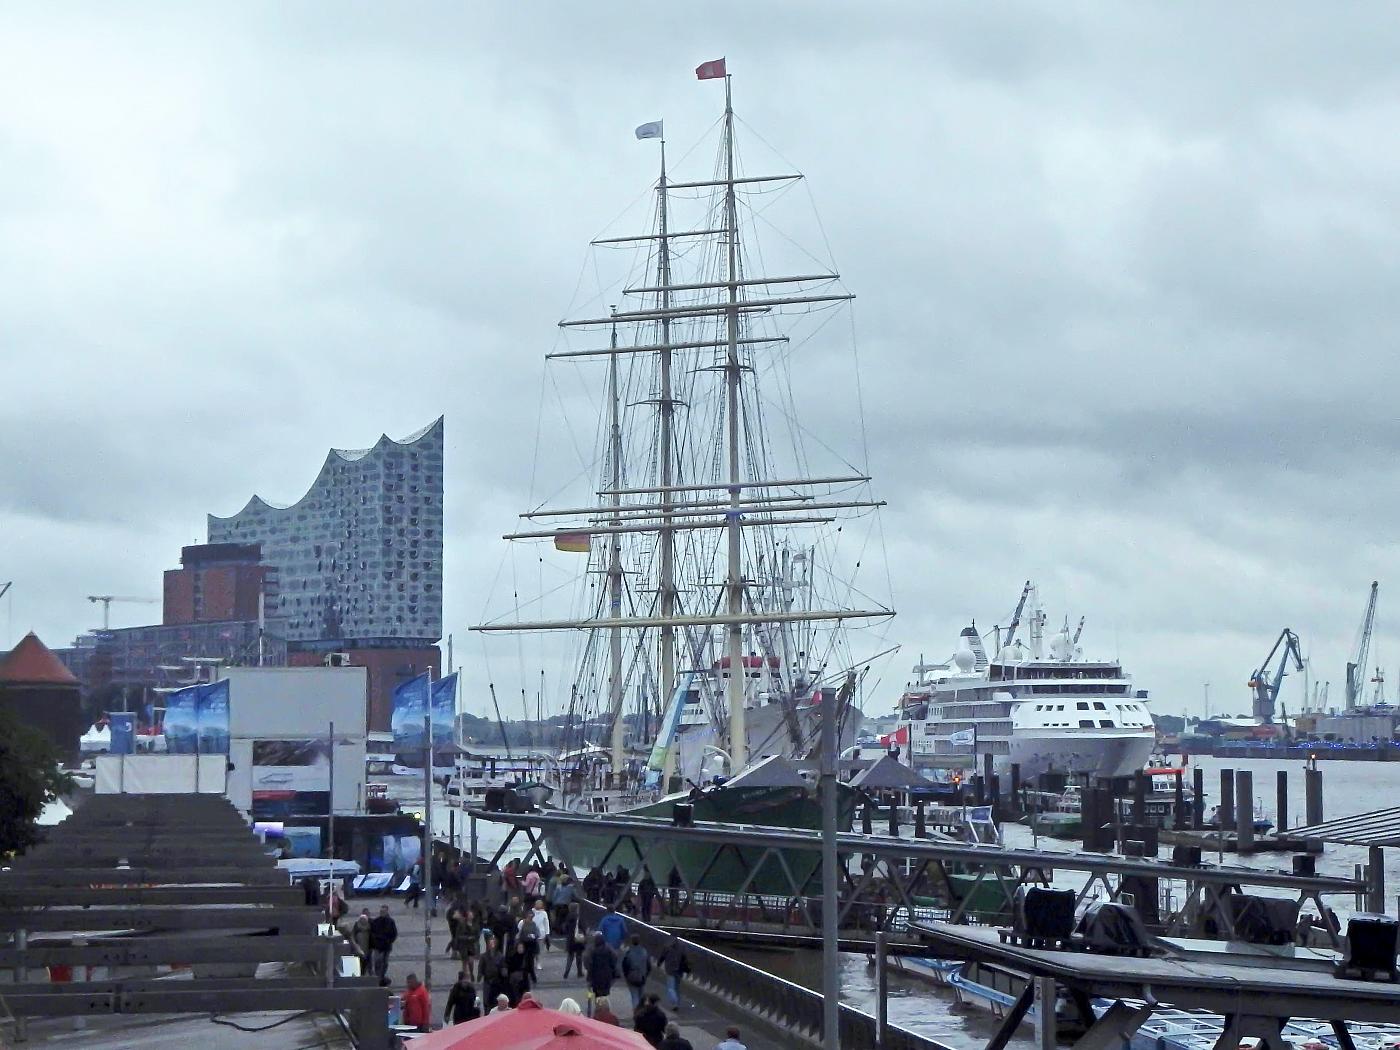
[1346,581,1379,711]
[87,594,159,630]
[994,580,1033,651]
[1248,627,1304,725]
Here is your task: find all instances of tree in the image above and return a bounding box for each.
[0,706,75,857]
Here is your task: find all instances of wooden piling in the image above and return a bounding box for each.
[1220,768,1235,828]
[1235,769,1253,852]
[1276,770,1288,832]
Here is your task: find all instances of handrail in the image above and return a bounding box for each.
[579,900,951,1050]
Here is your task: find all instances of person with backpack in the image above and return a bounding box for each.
[659,1023,693,1050]
[620,934,652,1011]
[562,902,587,978]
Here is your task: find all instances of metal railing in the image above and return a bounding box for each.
[580,900,951,1050]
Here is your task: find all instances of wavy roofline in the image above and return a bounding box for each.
[209,417,443,522]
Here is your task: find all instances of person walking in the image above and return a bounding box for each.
[659,1023,694,1050]
[584,931,619,1016]
[551,872,576,929]
[345,908,372,962]
[368,904,398,985]
[505,939,533,1006]
[597,903,627,951]
[531,899,552,949]
[620,934,652,1011]
[637,870,658,922]
[443,971,479,1025]
[562,903,587,978]
[478,934,506,1011]
[399,972,431,1033]
[634,993,668,1048]
[714,1026,747,1050]
[657,936,690,1010]
[405,860,424,908]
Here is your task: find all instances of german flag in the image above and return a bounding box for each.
[554,532,591,553]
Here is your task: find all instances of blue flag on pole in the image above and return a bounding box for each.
[431,673,458,758]
[391,672,430,763]
[163,685,200,754]
[197,679,230,755]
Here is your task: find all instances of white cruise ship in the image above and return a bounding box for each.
[894,586,1156,780]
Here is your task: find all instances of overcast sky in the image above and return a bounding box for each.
[4,4,1400,720]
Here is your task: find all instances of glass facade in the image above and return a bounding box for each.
[207,419,444,647]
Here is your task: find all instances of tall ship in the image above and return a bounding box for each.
[894,583,1156,780]
[470,62,888,884]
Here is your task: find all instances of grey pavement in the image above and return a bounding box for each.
[372,892,782,1050]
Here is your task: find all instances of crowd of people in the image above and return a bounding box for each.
[338,854,750,1049]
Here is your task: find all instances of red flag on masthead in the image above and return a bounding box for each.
[695,58,727,80]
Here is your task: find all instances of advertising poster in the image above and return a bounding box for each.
[109,712,135,755]
[250,738,331,820]
[197,679,230,755]
[163,685,200,754]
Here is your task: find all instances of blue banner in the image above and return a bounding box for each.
[431,673,457,757]
[391,672,430,762]
[197,679,230,755]
[109,712,135,755]
[163,685,200,754]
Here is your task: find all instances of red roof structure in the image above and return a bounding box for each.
[0,633,79,686]
[407,998,649,1049]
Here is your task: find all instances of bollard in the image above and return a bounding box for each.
[1220,769,1236,829]
[1305,766,1324,826]
[1368,845,1386,914]
[1081,786,1099,852]
[1276,770,1288,832]
[1235,770,1254,852]
[1192,766,1205,829]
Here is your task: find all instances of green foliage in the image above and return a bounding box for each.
[0,706,75,857]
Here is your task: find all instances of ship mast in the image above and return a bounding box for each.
[607,312,626,776]
[722,73,747,770]
[656,137,679,780]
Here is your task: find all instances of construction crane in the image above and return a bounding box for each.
[87,595,159,630]
[996,580,1033,651]
[1071,616,1086,646]
[1248,628,1304,725]
[1346,581,1380,711]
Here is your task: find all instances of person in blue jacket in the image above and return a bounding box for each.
[597,903,628,950]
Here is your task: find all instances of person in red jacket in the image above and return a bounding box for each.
[401,972,432,1032]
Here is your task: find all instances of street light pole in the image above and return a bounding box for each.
[327,719,336,920]
[422,668,434,993]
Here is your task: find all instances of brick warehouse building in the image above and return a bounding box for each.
[207,419,444,729]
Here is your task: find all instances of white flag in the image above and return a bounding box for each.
[949,728,976,747]
[635,121,664,141]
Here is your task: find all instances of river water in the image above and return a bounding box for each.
[381,754,1398,1049]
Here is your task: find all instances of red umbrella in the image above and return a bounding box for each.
[406,999,650,1049]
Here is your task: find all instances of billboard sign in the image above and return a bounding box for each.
[250,738,331,820]
[391,672,456,768]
